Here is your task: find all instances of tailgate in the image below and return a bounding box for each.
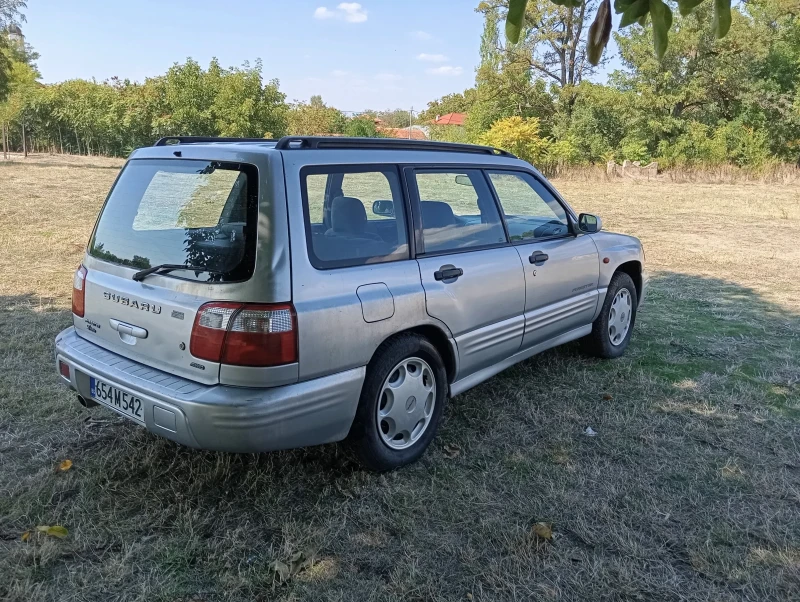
[76,268,221,385]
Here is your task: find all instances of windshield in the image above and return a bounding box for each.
[89,159,258,283]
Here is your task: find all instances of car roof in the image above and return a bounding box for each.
[130,136,535,171]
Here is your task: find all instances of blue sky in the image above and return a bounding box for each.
[21,0,619,112]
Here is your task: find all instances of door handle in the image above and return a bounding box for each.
[434,266,463,281]
[109,319,148,339]
[529,251,549,264]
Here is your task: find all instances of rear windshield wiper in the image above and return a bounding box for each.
[132,264,217,282]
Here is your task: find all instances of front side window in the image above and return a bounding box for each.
[302,166,409,269]
[487,170,570,241]
[89,159,257,282]
[414,170,506,254]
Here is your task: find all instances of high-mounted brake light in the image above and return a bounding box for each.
[190,302,297,367]
[72,265,87,317]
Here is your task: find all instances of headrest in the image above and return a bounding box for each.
[421,200,456,229]
[330,196,367,234]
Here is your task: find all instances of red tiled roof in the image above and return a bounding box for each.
[379,127,428,140]
[432,113,466,126]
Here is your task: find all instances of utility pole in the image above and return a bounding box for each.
[408,107,413,139]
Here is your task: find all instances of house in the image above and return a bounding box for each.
[432,113,466,126]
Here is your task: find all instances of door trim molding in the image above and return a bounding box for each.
[449,324,592,397]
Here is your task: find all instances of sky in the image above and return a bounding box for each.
[20,0,621,113]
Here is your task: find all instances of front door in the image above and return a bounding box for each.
[407,168,526,379]
[486,170,600,348]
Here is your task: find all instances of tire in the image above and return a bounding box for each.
[583,271,638,359]
[348,333,448,471]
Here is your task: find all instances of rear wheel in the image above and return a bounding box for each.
[583,271,638,359]
[348,334,447,471]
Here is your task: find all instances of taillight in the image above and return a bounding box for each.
[72,265,87,317]
[190,302,297,367]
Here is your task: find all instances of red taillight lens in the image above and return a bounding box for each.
[72,265,87,317]
[190,302,297,367]
[59,360,71,379]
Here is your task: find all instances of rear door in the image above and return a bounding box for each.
[408,168,526,379]
[77,158,260,385]
[485,170,599,348]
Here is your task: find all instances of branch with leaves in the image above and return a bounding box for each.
[504,0,733,61]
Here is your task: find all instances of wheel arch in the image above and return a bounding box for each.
[370,324,457,386]
[614,260,642,301]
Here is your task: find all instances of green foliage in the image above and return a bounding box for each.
[287,96,345,135]
[1,57,288,155]
[343,116,383,138]
[416,91,475,123]
[503,0,735,61]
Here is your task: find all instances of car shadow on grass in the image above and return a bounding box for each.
[1,273,799,602]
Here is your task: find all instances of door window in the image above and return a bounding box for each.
[414,170,506,254]
[487,171,570,241]
[302,166,409,269]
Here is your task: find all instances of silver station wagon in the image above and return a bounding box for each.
[55,136,647,470]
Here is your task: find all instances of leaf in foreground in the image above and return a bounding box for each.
[505,0,528,44]
[587,0,613,66]
[649,0,673,59]
[58,459,73,471]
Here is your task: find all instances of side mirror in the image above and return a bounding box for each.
[578,213,602,233]
[372,199,394,217]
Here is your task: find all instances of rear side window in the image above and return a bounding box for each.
[301,166,409,269]
[89,159,258,282]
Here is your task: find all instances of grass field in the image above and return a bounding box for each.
[1,153,799,602]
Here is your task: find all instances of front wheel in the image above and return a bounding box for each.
[583,271,638,359]
[348,334,448,471]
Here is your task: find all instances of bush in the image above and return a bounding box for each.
[479,116,550,165]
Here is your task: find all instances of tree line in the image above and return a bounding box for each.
[1,0,798,169]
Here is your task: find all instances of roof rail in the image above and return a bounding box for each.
[153,136,277,146]
[273,136,516,158]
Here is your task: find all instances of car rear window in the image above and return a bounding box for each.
[89,159,258,282]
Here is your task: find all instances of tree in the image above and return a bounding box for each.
[611,0,800,162]
[0,0,27,102]
[503,0,740,64]
[287,95,345,135]
[479,0,599,90]
[416,90,476,123]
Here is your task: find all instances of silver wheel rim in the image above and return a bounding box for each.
[608,288,633,346]
[376,357,436,450]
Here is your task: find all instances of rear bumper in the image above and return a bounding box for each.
[54,327,364,453]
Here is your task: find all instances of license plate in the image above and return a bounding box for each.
[89,377,145,424]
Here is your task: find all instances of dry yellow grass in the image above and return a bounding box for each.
[1,154,798,602]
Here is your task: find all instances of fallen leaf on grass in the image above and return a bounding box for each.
[443,443,461,459]
[602,393,613,400]
[58,459,73,472]
[35,525,68,539]
[21,531,30,542]
[532,522,553,541]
